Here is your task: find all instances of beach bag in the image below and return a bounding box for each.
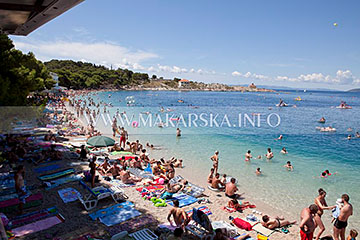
[232,218,252,231]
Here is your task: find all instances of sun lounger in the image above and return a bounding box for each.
[129,228,158,240]
[186,208,214,239]
[78,181,126,211]
[169,175,205,197]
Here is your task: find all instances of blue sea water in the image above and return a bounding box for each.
[77,90,360,226]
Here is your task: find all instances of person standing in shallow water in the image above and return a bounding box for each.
[176,128,181,137]
[210,151,219,175]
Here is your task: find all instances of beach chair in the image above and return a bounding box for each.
[129,228,158,240]
[78,181,127,211]
[211,221,239,238]
[128,168,154,179]
[186,208,215,240]
[169,175,205,197]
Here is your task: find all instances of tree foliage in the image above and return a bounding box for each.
[0,34,54,106]
[45,60,149,89]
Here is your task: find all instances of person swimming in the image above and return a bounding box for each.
[284,161,294,171]
[281,147,288,154]
[266,148,273,160]
[256,168,262,176]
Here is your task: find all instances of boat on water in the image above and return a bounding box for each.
[276,103,289,107]
[336,101,352,109]
[294,96,302,101]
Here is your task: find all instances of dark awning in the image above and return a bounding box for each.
[0,0,84,36]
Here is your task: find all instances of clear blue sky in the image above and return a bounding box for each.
[11,0,360,90]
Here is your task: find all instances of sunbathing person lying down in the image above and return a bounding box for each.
[262,215,297,230]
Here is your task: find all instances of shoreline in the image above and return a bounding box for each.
[66,101,310,240]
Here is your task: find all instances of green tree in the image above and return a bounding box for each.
[0,34,53,106]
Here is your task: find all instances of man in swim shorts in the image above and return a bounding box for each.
[333,194,353,240]
[119,127,128,148]
[15,165,28,214]
[300,204,318,240]
[167,200,188,230]
[211,173,225,191]
[225,178,238,199]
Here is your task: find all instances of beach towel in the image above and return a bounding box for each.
[38,168,75,181]
[34,164,61,174]
[129,168,154,179]
[99,207,141,227]
[110,151,133,156]
[45,175,82,190]
[169,175,205,197]
[251,222,274,237]
[10,207,58,229]
[0,193,43,213]
[166,194,198,208]
[89,202,135,220]
[107,214,157,236]
[11,214,64,237]
[58,188,81,203]
[136,185,165,193]
[186,206,212,216]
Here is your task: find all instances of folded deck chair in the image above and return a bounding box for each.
[212,221,239,238]
[129,228,158,240]
[78,181,126,211]
[128,168,154,179]
[186,208,215,239]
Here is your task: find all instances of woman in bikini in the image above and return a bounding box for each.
[314,188,336,240]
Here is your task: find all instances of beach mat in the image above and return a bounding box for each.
[166,194,198,208]
[38,168,75,181]
[89,202,135,220]
[45,175,82,190]
[107,214,157,236]
[58,187,81,203]
[99,207,141,227]
[12,214,64,237]
[136,185,164,193]
[107,179,135,188]
[10,206,58,229]
[252,222,275,237]
[0,193,43,212]
[34,164,61,174]
[186,206,212,216]
[110,151,133,156]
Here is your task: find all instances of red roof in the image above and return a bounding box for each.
[179,79,189,82]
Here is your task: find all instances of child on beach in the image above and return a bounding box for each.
[220,174,227,185]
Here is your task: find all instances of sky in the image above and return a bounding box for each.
[10,0,360,90]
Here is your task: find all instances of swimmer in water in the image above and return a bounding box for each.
[245,150,252,162]
[347,135,352,140]
[284,161,294,171]
[266,148,273,160]
[277,134,283,140]
[281,147,288,154]
[356,132,360,138]
[256,168,262,176]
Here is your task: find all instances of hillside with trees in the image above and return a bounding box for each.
[0,34,55,106]
[44,60,149,89]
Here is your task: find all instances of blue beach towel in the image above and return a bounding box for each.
[99,208,141,227]
[45,175,82,190]
[34,164,60,174]
[89,201,135,220]
[166,194,198,208]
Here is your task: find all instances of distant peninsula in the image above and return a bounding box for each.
[348,88,360,92]
[45,60,275,93]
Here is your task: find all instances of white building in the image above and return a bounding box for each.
[178,79,190,88]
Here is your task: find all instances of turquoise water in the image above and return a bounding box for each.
[76,90,360,226]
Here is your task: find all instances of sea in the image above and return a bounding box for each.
[74,89,360,226]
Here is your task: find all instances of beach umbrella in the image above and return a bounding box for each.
[87,136,115,147]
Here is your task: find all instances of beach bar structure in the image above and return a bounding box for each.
[0,0,83,36]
